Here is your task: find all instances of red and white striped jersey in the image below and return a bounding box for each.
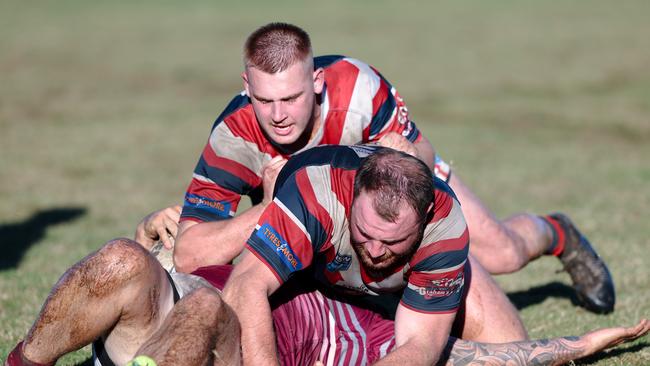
[247,145,469,315]
[181,55,421,223]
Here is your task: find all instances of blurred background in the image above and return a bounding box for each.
[1,1,649,364]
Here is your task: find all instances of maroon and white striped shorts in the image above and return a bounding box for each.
[192,265,396,366]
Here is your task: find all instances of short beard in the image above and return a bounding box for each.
[353,225,424,279]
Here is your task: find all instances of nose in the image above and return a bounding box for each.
[365,241,386,259]
[271,102,286,123]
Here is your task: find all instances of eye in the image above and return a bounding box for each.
[283,97,297,104]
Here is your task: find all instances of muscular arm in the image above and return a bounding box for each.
[222,249,282,366]
[374,304,455,365]
[441,318,650,365]
[173,202,270,273]
[442,336,582,366]
[174,156,287,273]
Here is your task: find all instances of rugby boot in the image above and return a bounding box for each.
[550,213,616,314]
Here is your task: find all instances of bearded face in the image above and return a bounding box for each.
[349,191,426,278]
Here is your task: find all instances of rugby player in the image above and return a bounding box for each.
[4,238,647,366]
[137,22,614,314]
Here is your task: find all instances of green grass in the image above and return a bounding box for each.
[1,1,649,364]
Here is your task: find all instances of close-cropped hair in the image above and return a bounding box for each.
[353,148,435,222]
[243,22,313,73]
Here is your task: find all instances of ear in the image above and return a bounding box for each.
[313,67,324,94]
[242,71,250,96]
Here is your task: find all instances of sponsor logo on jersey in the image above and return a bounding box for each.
[257,223,302,271]
[326,253,352,272]
[185,194,231,217]
[418,273,464,299]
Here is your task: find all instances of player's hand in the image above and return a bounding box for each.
[377,132,418,157]
[134,205,182,250]
[261,155,287,204]
[581,318,650,356]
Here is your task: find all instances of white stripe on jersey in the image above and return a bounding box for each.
[341,58,381,143]
[268,200,313,245]
[305,166,350,250]
[209,122,272,175]
[192,172,215,184]
[375,86,400,137]
[422,200,467,246]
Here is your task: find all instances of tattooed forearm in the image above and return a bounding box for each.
[438,336,584,366]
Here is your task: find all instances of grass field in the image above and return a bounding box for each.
[1,1,649,364]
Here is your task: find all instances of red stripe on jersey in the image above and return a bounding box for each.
[294,169,335,254]
[222,108,283,157]
[262,201,315,269]
[431,189,454,223]
[185,177,240,203]
[329,168,356,218]
[321,60,360,144]
[221,106,257,139]
[409,227,470,267]
[366,77,392,141]
[201,143,261,189]
[407,264,466,288]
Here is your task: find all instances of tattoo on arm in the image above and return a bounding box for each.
[439,336,583,366]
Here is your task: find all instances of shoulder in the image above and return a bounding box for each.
[211,92,253,129]
[276,145,382,189]
[207,93,276,158]
[316,55,381,79]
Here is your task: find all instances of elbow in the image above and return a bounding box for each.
[173,233,201,273]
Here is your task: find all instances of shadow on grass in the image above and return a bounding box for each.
[576,341,650,365]
[506,281,577,310]
[0,207,86,270]
[73,357,95,366]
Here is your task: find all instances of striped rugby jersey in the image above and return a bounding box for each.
[247,145,469,314]
[181,55,421,223]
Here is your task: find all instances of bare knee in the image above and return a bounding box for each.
[495,242,529,273]
[72,238,152,296]
[469,238,528,275]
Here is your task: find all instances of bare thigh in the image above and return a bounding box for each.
[101,241,178,365]
[454,255,528,342]
[449,174,541,274]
